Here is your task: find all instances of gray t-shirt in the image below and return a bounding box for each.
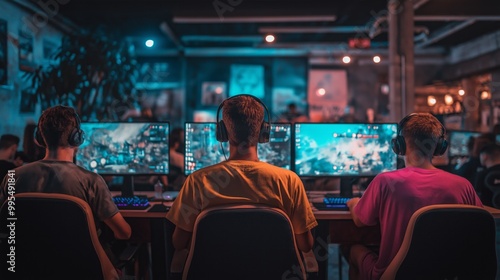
[0,160,118,225]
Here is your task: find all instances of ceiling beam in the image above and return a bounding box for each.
[258,26,369,34]
[413,0,430,10]
[181,35,263,43]
[173,15,336,23]
[414,15,500,21]
[416,20,476,48]
[159,22,184,51]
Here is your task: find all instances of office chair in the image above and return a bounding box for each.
[484,170,500,208]
[182,204,307,280]
[0,193,119,280]
[380,204,497,280]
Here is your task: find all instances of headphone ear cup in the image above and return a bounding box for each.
[392,136,406,156]
[433,138,448,156]
[216,120,229,142]
[34,128,46,148]
[68,128,85,147]
[259,122,270,143]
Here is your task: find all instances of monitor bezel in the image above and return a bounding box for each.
[184,121,293,175]
[293,122,398,177]
[447,129,482,158]
[77,122,170,176]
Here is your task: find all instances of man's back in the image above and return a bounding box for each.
[0,160,118,224]
[354,167,482,279]
[167,160,317,235]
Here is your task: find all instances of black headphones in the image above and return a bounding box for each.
[391,113,448,156]
[34,106,85,148]
[216,94,271,143]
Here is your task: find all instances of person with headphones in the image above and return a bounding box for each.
[0,106,132,264]
[344,113,482,280]
[166,95,317,276]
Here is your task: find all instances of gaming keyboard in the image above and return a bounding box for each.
[113,196,150,210]
[313,196,350,211]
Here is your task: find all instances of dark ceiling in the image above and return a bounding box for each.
[50,0,500,54]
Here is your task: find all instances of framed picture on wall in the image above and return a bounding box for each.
[201,82,226,106]
[308,70,348,122]
[19,88,37,113]
[19,29,36,72]
[0,19,7,85]
[229,64,265,98]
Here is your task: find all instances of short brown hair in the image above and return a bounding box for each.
[0,134,20,150]
[38,105,79,150]
[222,95,265,146]
[401,113,444,158]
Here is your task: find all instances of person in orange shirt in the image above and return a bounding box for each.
[166,95,317,275]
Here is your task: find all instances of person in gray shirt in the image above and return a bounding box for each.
[0,105,131,240]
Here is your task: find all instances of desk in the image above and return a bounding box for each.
[117,191,500,280]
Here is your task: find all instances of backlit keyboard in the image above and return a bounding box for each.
[313,196,350,211]
[113,196,150,210]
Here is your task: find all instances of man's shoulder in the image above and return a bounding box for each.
[0,160,16,168]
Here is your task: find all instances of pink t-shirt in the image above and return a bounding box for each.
[354,167,483,280]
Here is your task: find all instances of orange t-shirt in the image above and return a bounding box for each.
[166,160,317,234]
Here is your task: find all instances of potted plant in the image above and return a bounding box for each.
[29,29,138,121]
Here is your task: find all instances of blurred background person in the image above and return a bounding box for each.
[278,102,308,123]
[454,133,495,185]
[0,134,20,180]
[23,123,45,163]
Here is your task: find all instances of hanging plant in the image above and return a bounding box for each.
[28,29,138,121]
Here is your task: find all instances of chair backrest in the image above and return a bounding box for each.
[484,170,500,208]
[182,204,306,280]
[0,193,118,280]
[381,204,497,280]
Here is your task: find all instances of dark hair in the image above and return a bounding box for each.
[15,151,29,162]
[472,133,496,157]
[23,123,45,162]
[222,95,264,146]
[0,134,20,150]
[169,127,184,148]
[401,113,443,158]
[479,144,500,157]
[38,105,79,150]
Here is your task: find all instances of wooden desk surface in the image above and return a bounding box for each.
[114,191,500,219]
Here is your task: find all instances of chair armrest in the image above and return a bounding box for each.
[118,244,140,262]
[302,250,319,273]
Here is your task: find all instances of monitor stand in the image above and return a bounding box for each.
[340,177,355,197]
[121,175,135,197]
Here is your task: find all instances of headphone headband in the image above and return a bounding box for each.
[392,113,448,156]
[35,105,85,148]
[216,94,271,124]
[216,94,271,143]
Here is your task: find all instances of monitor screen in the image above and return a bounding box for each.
[448,130,481,157]
[294,123,398,176]
[76,123,169,175]
[184,122,292,174]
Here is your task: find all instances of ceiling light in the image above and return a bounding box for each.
[265,35,275,43]
[427,95,437,106]
[316,88,326,96]
[145,39,155,48]
[373,56,381,63]
[444,94,454,105]
[458,89,465,96]
[481,91,491,100]
[342,56,351,64]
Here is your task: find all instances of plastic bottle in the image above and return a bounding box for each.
[154,181,163,199]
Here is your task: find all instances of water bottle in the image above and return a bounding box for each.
[154,181,163,199]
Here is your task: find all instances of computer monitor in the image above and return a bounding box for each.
[448,130,481,157]
[184,122,292,174]
[294,123,398,177]
[76,123,169,196]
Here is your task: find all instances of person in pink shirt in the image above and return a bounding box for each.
[346,113,482,280]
